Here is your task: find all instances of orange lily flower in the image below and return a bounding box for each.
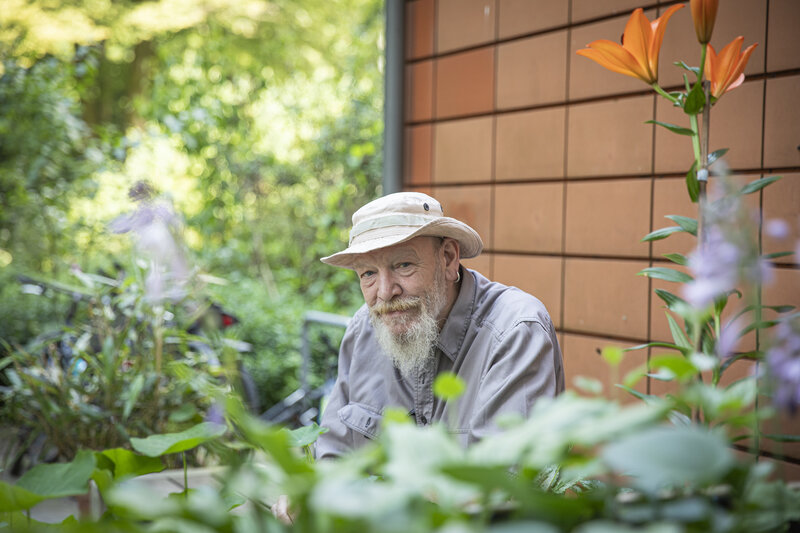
[691,0,718,44]
[705,37,758,99]
[576,4,684,85]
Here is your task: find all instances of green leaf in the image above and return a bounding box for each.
[433,372,465,400]
[641,226,683,242]
[0,481,45,512]
[130,422,226,457]
[282,423,328,447]
[601,346,624,366]
[98,448,164,480]
[662,253,688,266]
[638,267,693,283]
[615,384,650,402]
[666,314,693,352]
[602,425,733,494]
[674,60,700,75]
[649,353,697,381]
[683,82,706,115]
[740,175,781,195]
[707,148,728,166]
[762,433,800,443]
[686,161,699,203]
[574,376,603,395]
[655,288,687,311]
[15,449,96,500]
[122,373,145,421]
[762,251,795,260]
[665,215,697,236]
[645,120,694,136]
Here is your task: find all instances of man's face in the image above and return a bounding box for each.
[353,236,447,337]
[353,236,450,376]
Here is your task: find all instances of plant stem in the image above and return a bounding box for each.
[651,83,679,105]
[183,451,188,499]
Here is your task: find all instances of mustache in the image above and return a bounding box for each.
[370,297,422,316]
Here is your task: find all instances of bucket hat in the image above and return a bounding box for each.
[320,192,483,268]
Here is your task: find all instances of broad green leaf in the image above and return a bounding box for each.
[0,481,45,512]
[662,253,688,266]
[602,425,733,494]
[638,267,693,283]
[686,161,699,203]
[15,449,96,500]
[641,226,683,242]
[98,448,164,479]
[666,313,693,351]
[383,407,413,425]
[649,353,697,381]
[706,148,728,166]
[283,423,328,447]
[740,175,781,195]
[645,120,694,136]
[623,365,648,389]
[683,82,706,115]
[665,215,697,236]
[130,422,226,457]
[433,372,465,400]
[601,346,623,366]
[574,376,603,395]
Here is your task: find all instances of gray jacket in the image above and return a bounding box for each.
[315,267,565,459]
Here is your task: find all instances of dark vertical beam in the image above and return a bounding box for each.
[383,0,404,195]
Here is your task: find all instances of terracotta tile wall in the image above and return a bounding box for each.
[402,0,800,474]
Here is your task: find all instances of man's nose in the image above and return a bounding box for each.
[376,271,401,302]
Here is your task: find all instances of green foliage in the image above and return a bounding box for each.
[0,267,220,464]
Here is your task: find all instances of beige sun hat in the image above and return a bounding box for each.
[320,192,484,268]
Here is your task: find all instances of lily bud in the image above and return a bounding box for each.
[691,0,718,44]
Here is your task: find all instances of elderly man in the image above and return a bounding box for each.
[315,191,564,459]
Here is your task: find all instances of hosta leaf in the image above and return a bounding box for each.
[130,422,226,457]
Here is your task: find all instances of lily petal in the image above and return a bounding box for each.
[648,4,685,78]
[578,40,651,82]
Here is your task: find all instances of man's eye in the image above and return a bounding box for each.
[397,262,412,269]
[360,271,375,279]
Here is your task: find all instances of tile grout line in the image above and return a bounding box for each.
[559,0,573,343]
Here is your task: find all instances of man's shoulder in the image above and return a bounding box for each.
[469,269,553,336]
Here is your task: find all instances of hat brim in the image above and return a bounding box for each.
[320,218,483,269]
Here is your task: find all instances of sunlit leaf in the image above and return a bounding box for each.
[638,267,693,283]
[662,253,688,266]
[98,448,164,480]
[130,422,226,457]
[602,425,733,493]
[15,449,96,500]
[601,346,623,366]
[433,372,465,400]
[283,423,328,447]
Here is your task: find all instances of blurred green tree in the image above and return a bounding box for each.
[0,0,383,408]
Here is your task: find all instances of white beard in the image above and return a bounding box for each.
[369,267,447,378]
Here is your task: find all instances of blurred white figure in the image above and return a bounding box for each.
[109,181,189,302]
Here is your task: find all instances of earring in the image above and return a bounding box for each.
[455,270,461,283]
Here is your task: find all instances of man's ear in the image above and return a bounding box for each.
[441,238,461,280]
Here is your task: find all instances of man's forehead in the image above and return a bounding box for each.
[351,236,437,268]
